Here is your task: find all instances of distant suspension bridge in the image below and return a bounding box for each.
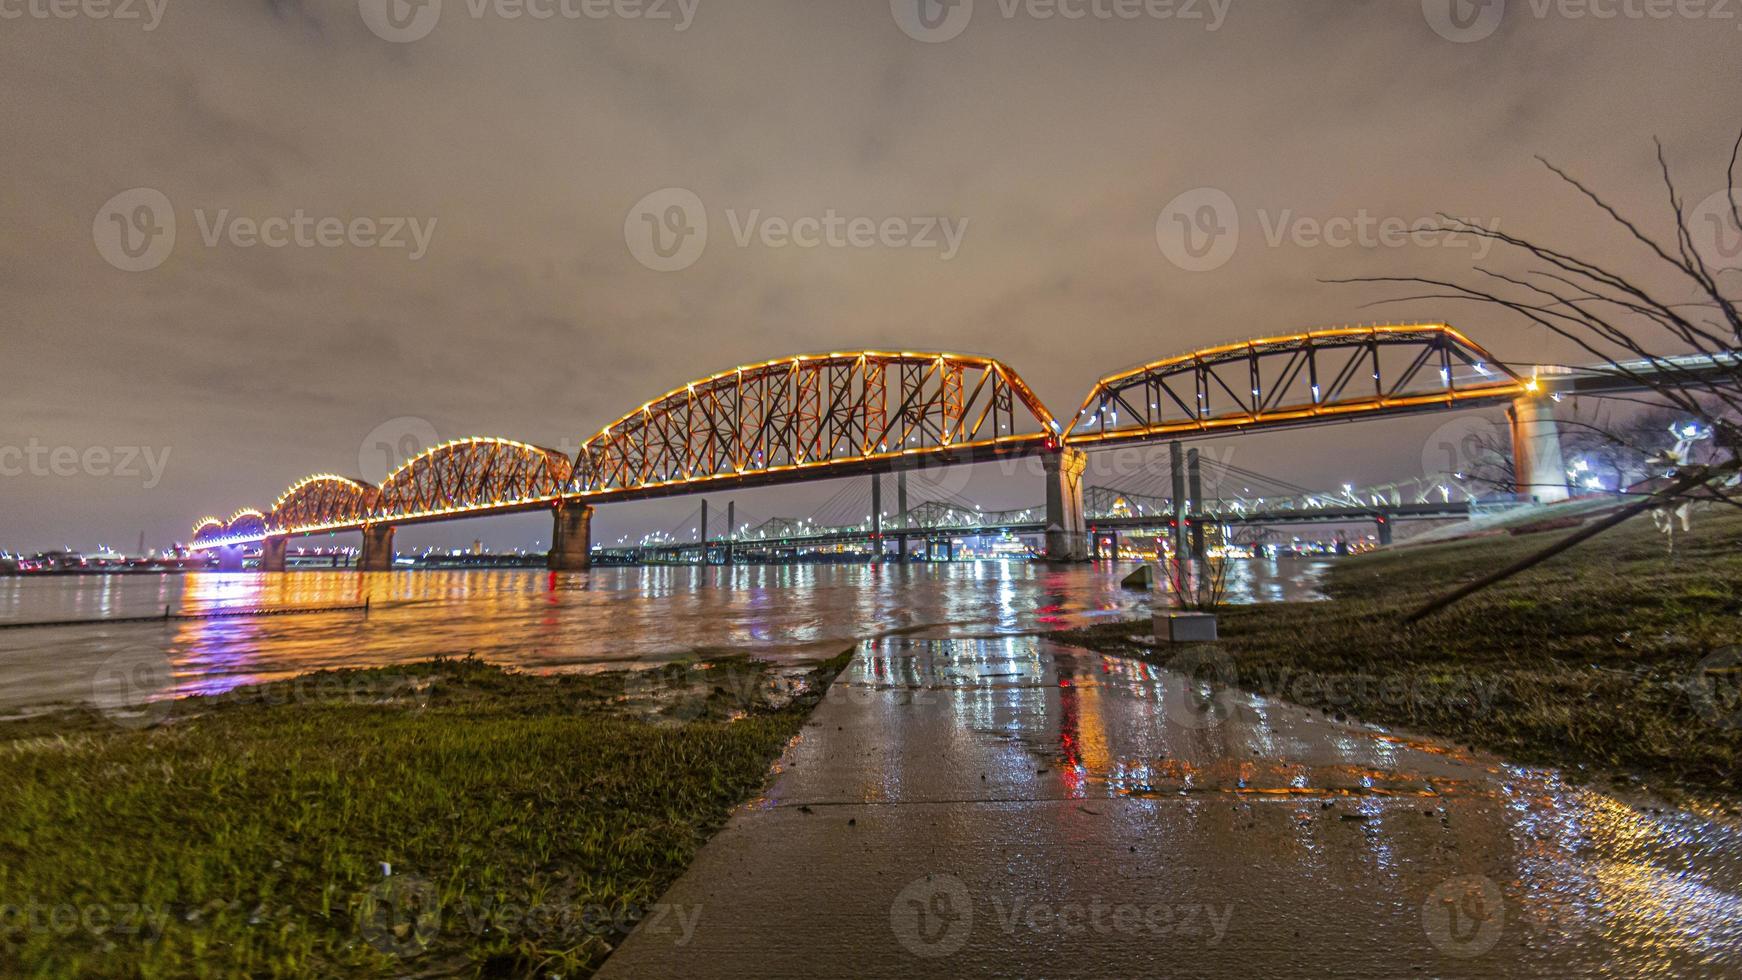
[603,456,1492,563]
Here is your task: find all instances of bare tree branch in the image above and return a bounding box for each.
[1328,131,1742,618]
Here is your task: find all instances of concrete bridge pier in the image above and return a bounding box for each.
[1509,394,1571,504]
[1375,513,1393,547]
[1044,448,1089,562]
[359,525,396,572]
[261,536,288,573]
[216,545,246,573]
[549,503,594,572]
[922,536,955,562]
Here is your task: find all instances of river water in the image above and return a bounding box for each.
[0,560,1327,716]
[602,635,1742,977]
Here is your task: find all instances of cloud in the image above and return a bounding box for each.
[2,0,1739,548]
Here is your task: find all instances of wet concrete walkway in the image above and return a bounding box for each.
[599,637,1742,977]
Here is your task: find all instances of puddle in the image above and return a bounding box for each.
[797,635,1742,970]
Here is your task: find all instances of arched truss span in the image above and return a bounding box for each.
[191,517,228,546]
[373,438,574,523]
[270,475,380,534]
[191,508,268,549]
[1066,324,1527,447]
[226,509,268,539]
[572,352,1058,500]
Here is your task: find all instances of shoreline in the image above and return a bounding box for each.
[0,652,854,977]
[6,500,1739,976]
[1060,506,1742,806]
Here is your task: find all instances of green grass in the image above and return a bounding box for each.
[0,652,852,978]
[1061,507,1742,800]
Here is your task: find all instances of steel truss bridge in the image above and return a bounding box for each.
[185,323,1651,568]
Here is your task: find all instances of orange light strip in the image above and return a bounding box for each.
[573,432,1050,496]
[1098,324,1464,388]
[1064,323,1519,439]
[581,351,1059,445]
[1062,384,1527,446]
[191,332,1530,542]
[188,530,269,551]
[377,437,572,489]
[270,473,377,511]
[257,493,573,540]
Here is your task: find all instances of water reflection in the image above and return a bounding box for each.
[0,560,1327,713]
[826,637,1742,973]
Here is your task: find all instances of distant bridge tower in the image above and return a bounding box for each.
[1509,386,1570,504]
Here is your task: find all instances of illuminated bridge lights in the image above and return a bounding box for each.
[188,508,271,551]
[372,438,573,522]
[224,509,267,540]
[186,333,1535,546]
[1065,324,1527,448]
[269,474,380,535]
[189,440,572,549]
[570,352,1058,500]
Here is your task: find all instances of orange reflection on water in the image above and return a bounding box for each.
[832,636,1742,973]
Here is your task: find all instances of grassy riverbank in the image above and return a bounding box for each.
[0,653,850,978]
[1061,507,1742,801]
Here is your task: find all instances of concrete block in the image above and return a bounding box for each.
[1153,611,1218,643]
[1121,564,1156,590]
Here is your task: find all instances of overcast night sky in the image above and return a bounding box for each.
[2,0,1739,552]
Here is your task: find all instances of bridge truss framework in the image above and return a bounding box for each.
[186,326,1570,566]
